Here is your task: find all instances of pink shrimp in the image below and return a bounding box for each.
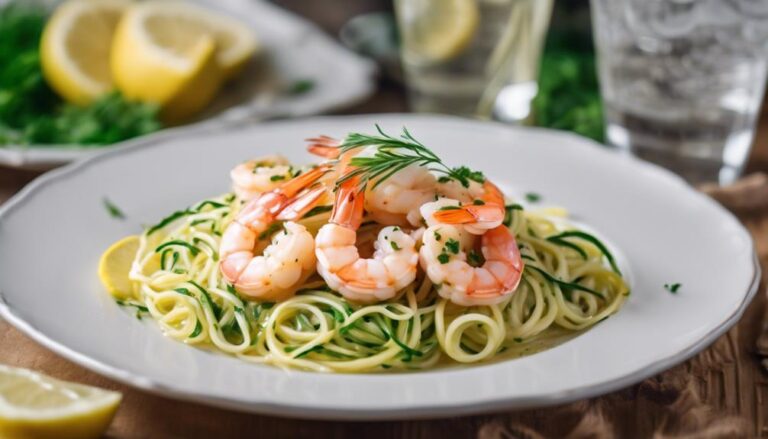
[418,180,523,306]
[314,173,419,303]
[219,165,330,301]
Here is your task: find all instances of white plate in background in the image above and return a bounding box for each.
[0,0,376,169]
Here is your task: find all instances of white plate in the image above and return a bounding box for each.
[0,114,759,420]
[0,0,376,169]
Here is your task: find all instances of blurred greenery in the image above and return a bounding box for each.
[533,22,605,142]
[0,2,162,146]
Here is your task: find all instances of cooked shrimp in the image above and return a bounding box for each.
[365,164,437,227]
[420,221,523,306]
[219,165,330,300]
[230,155,294,201]
[435,178,485,203]
[429,180,506,235]
[306,135,342,159]
[315,173,419,303]
[306,137,437,227]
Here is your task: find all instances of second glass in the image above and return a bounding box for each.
[591,0,768,185]
[394,0,553,122]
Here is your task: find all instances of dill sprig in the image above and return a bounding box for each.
[336,125,485,190]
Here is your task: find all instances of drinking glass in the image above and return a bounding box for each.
[394,0,553,122]
[591,0,768,185]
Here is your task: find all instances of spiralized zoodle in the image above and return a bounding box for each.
[120,128,629,373]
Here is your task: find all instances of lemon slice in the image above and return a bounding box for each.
[127,0,260,79]
[40,0,130,105]
[111,3,222,123]
[111,1,259,122]
[397,0,479,63]
[98,235,139,300]
[0,365,122,439]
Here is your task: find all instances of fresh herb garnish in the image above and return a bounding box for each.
[467,249,485,267]
[258,222,284,240]
[155,240,200,257]
[146,199,228,236]
[473,199,485,205]
[444,238,460,255]
[190,320,203,338]
[664,283,681,294]
[438,205,461,211]
[525,192,541,203]
[547,231,621,274]
[115,299,149,319]
[336,125,485,190]
[503,204,523,227]
[270,174,286,182]
[526,265,605,300]
[390,241,401,251]
[103,197,125,219]
[437,253,450,264]
[303,205,333,218]
[286,79,315,96]
[146,209,191,236]
[547,236,588,260]
[188,281,222,320]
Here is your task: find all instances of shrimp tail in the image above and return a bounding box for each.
[306,136,342,158]
[330,175,365,230]
[433,205,505,224]
[278,164,331,198]
[276,186,327,221]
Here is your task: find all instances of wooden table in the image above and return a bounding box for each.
[2,1,768,437]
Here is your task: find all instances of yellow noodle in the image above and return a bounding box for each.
[122,193,629,373]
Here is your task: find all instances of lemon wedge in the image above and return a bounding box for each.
[98,235,139,300]
[398,0,479,63]
[127,0,260,79]
[0,365,122,439]
[111,1,259,122]
[40,0,130,105]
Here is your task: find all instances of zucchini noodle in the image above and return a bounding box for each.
[124,194,629,373]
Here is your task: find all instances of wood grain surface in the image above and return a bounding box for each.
[1,1,768,437]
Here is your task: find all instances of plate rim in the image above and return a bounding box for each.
[0,114,761,420]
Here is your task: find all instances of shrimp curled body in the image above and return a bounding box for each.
[419,194,524,306]
[219,166,328,301]
[315,173,419,303]
[230,155,293,201]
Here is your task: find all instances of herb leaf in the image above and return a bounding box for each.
[546,231,621,274]
[336,125,485,190]
[664,283,681,294]
[286,79,315,96]
[524,192,541,203]
[103,197,125,219]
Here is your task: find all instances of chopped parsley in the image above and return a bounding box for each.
[664,283,681,294]
[103,197,125,219]
[390,241,401,251]
[270,174,286,182]
[524,192,541,203]
[437,253,450,264]
[467,249,485,267]
[286,79,315,96]
[444,238,460,254]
